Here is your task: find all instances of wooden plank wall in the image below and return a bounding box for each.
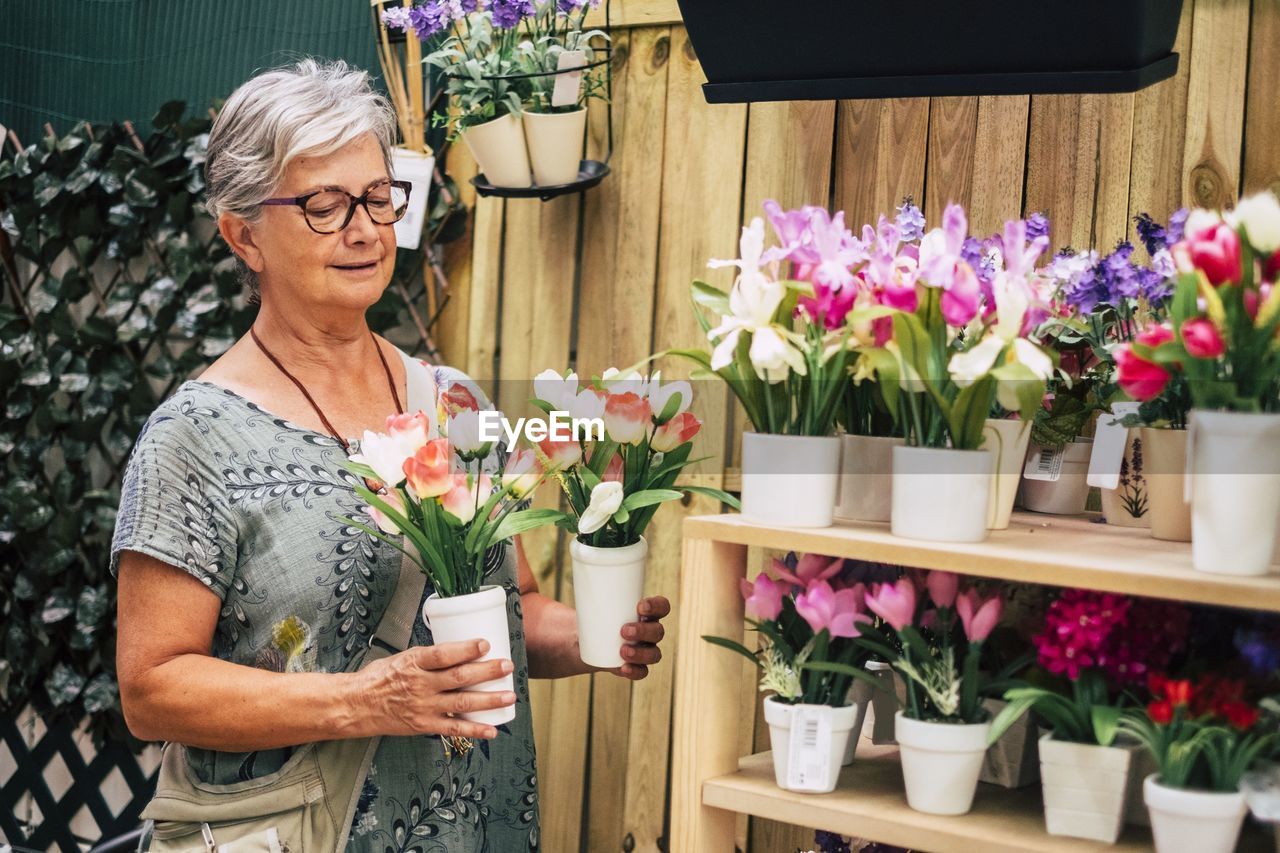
[437,1,1276,850]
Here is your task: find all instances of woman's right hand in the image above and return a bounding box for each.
[356,639,516,740]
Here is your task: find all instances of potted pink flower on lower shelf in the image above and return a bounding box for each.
[857,571,1017,815]
[705,553,882,794]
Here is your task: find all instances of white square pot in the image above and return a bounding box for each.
[1038,735,1139,843]
[979,699,1039,789]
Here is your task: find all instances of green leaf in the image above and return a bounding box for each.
[621,489,683,511]
[488,508,566,542]
[1091,704,1122,747]
[680,484,742,510]
[691,279,731,316]
[702,635,761,666]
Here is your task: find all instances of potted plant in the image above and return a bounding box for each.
[672,202,892,528]
[858,571,1015,815]
[531,368,737,668]
[988,589,1191,843]
[705,553,881,793]
[341,404,559,725]
[1021,341,1103,516]
[1121,675,1278,853]
[1132,192,1280,575]
[858,210,1054,543]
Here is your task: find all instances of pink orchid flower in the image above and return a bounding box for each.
[794,580,869,639]
[770,553,843,591]
[740,573,784,622]
[865,578,917,632]
[956,588,1003,643]
[925,570,960,609]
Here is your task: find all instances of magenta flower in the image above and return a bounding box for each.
[794,580,869,639]
[940,260,982,326]
[865,578,917,632]
[740,573,784,622]
[770,553,843,591]
[1034,589,1188,687]
[925,570,960,609]
[956,588,1002,643]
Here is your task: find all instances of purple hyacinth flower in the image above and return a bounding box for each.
[895,197,926,243]
[1134,212,1167,256]
[409,3,449,38]
[460,0,478,10]
[491,0,534,28]
[1025,211,1050,242]
[381,6,413,31]
[1167,208,1189,244]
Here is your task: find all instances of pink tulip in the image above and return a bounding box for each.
[1114,345,1171,402]
[1177,222,1241,286]
[604,392,652,445]
[403,438,452,500]
[865,578,917,632]
[367,488,405,535]
[602,452,624,483]
[538,436,582,469]
[439,472,491,524]
[926,571,960,609]
[651,411,702,452]
[770,553,843,591]
[740,574,784,622]
[794,581,868,639]
[385,410,433,443]
[1181,317,1225,359]
[956,588,1003,643]
[1135,324,1175,349]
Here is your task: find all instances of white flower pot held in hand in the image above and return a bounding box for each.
[1188,410,1280,575]
[461,113,532,189]
[390,147,435,251]
[891,446,992,543]
[764,697,860,794]
[741,432,840,528]
[570,537,647,669]
[1038,735,1139,843]
[834,434,902,524]
[522,108,587,187]
[894,712,991,815]
[1144,775,1247,853]
[982,418,1032,530]
[421,585,515,726]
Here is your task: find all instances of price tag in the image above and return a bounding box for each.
[786,705,834,792]
[552,50,587,108]
[1023,445,1065,482]
[1087,402,1141,490]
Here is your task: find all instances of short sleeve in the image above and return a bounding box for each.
[110,409,239,601]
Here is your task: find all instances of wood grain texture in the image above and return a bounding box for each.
[741,100,836,215]
[833,98,929,230]
[584,0,682,29]
[924,96,978,227]
[1243,0,1280,197]
[1025,95,1100,250]
[1182,0,1250,210]
[969,95,1029,238]
[1093,93,1136,249]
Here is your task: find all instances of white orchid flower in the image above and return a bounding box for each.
[948,269,1054,402]
[1229,191,1280,253]
[578,480,624,535]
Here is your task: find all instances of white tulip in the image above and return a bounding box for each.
[1230,192,1280,253]
[1184,208,1223,240]
[578,480,625,535]
[350,429,423,490]
[647,372,692,422]
[534,369,579,411]
[447,409,492,460]
[601,367,647,398]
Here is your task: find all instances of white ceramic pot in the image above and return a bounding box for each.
[389,146,435,251]
[1189,410,1280,575]
[570,537,647,669]
[863,660,901,745]
[764,697,860,794]
[891,446,992,543]
[1039,735,1139,843]
[522,108,587,187]
[894,712,991,815]
[1144,774,1247,853]
[741,432,841,528]
[834,434,902,524]
[982,418,1033,530]
[1100,428,1152,529]
[461,112,532,188]
[421,585,515,725]
[979,699,1039,789]
[1022,439,1094,515]
[840,677,875,766]
[1142,427,1192,542]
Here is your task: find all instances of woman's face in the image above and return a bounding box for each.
[247,131,397,313]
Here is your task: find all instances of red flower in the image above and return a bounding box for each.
[1165,679,1193,708]
[1114,345,1171,402]
[1148,672,1168,697]
[1178,221,1242,286]
[1220,701,1260,731]
[1135,324,1175,349]
[1265,250,1280,283]
[1181,318,1225,359]
[1148,699,1174,725]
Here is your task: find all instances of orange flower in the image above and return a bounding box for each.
[538,436,582,469]
[403,438,452,500]
[650,411,702,452]
[1165,679,1193,708]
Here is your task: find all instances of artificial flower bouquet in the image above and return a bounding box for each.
[706,552,880,793]
[530,367,737,667]
[1121,674,1279,853]
[987,589,1190,842]
[343,393,558,724]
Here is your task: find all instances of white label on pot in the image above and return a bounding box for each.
[1024,445,1065,482]
[786,706,833,792]
[552,51,587,108]
[1087,402,1140,490]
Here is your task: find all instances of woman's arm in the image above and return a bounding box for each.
[515,536,669,681]
[116,551,515,749]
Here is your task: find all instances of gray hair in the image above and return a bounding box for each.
[205,58,398,301]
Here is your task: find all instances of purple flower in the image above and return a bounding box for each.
[895,197,926,243]
[460,0,478,11]
[491,0,534,28]
[381,6,413,31]
[1025,211,1050,242]
[761,199,818,265]
[1167,208,1189,245]
[408,3,450,38]
[1235,625,1280,676]
[1134,212,1168,256]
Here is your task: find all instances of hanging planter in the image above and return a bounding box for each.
[675,0,1184,103]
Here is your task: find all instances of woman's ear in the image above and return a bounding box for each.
[218,212,266,273]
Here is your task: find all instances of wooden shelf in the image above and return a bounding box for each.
[705,748,1273,853]
[682,510,1280,612]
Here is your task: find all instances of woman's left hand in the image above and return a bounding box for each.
[614,596,671,681]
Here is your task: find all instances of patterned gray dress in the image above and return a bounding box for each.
[110,363,540,853]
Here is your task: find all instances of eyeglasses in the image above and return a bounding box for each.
[260,180,411,235]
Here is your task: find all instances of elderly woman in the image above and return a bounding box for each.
[113,59,669,851]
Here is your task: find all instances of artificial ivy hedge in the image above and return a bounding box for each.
[0,103,461,746]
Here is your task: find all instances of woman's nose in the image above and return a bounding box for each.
[344,201,379,241]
